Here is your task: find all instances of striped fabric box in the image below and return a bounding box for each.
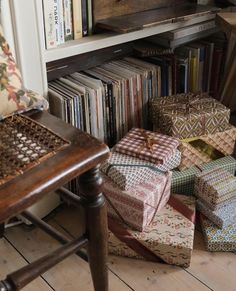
[195,168,236,210]
[114,128,179,165]
[102,172,172,232]
[100,150,181,190]
[200,214,236,252]
[197,199,236,229]
[171,156,236,196]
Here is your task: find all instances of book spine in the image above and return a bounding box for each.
[53,0,60,44]
[63,0,73,41]
[72,0,83,39]
[58,0,65,44]
[87,0,93,35]
[42,0,57,49]
[81,0,88,36]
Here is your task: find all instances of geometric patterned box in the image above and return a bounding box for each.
[151,93,230,139]
[171,156,236,196]
[200,214,236,252]
[102,172,172,232]
[195,168,236,210]
[108,194,196,268]
[100,150,181,191]
[197,199,236,229]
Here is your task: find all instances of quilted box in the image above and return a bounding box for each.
[100,150,181,191]
[102,172,171,232]
[151,93,230,139]
[171,156,236,196]
[114,127,179,165]
[200,214,236,252]
[197,199,236,229]
[194,168,236,210]
[108,194,196,267]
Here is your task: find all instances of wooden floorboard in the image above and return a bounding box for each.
[0,205,235,291]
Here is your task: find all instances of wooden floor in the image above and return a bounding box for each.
[0,205,235,291]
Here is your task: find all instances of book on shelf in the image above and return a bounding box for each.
[63,0,73,41]
[81,0,88,36]
[42,0,57,49]
[57,0,65,44]
[72,0,83,39]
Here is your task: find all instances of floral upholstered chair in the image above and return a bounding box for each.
[0,25,48,120]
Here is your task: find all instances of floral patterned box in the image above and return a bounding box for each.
[102,172,171,232]
[200,214,236,252]
[100,150,181,191]
[108,194,196,267]
[114,127,179,165]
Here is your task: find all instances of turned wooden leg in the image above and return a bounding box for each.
[0,223,4,238]
[78,166,108,291]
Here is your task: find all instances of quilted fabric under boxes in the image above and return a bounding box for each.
[151,93,230,139]
[195,167,236,210]
[178,126,236,171]
[114,127,179,165]
[171,156,236,196]
[108,194,196,268]
[197,199,236,229]
[100,150,181,191]
[200,214,236,252]
[102,172,171,232]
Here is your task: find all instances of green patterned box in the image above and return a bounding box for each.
[171,156,236,196]
[200,214,236,252]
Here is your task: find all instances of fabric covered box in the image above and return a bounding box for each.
[200,214,236,252]
[195,168,236,210]
[101,150,181,190]
[114,128,179,165]
[171,156,236,196]
[108,194,196,267]
[0,26,48,119]
[178,126,236,171]
[102,172,171,232]
[151,93,230,139]
[197,199,236,229]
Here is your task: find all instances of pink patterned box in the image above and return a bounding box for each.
[114,128,179,164]
[102,172,172,232]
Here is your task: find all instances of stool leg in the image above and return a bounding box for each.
[78,166,108,291]
[0,223,4,238]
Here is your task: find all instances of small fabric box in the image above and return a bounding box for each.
[101,150,181,190]
[171,156,236,196]
[200,214,236,252]
[114,127,179,165]
[108,194,196,267]
[151,93,230,139]
[197,199,236,229]
[102,172,171,232]
[195,168,236,210]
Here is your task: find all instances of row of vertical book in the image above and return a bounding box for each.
[48,34,227,147]
[42,0,92,49]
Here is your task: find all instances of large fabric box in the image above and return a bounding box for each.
[171,156,236,196]
[101,150,181,190]
[102,172,172,232]
[197,199,236,229]
[195,168,236,210]
[151,93,230,139]
[200,214,236,252]
[108,194,196,268]
[114,127,179,165]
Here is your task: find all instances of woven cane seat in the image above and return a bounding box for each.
[0,114,70,185]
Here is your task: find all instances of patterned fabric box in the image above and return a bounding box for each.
[171,156,236,196]
[178,126,236,171]
[102,172,171,232]
[100,150,181,190]
[200,214,236,252]
[108,194,196,267]
[195,168,236,210]
[114,128,179,165]
[151,93,230,139]
[197,199,236,229]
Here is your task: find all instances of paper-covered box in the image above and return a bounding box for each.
[108,194,196,267]
[102,172,171,232]
[101,150,181,191]
[200,214,236,252]
[151,93,230,139]
[114,127,179,165]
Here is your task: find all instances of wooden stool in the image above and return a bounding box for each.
[0,111,110,291]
